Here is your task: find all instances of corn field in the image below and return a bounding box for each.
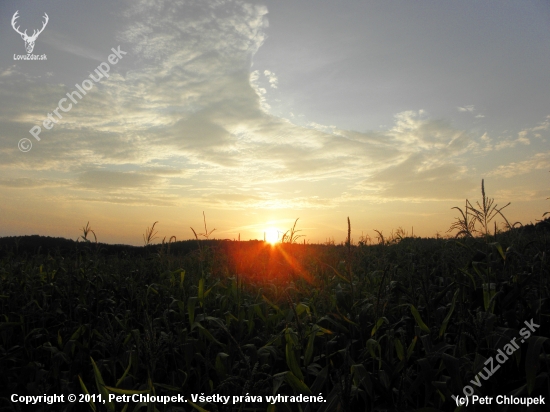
[1,190,549,411]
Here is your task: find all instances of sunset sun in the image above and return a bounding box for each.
[1,1,547,407]
[264,228,280,245]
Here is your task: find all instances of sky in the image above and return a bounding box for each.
[0,0,549,245]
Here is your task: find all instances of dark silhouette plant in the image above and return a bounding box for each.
[281,218,304,244]
[143,221,159,246]
[448,179,512,238]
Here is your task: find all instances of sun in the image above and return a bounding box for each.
[264,228,280,245]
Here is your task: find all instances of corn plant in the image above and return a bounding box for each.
[143,221,159,246]
[0,199,549,412]
[281,218,304,244]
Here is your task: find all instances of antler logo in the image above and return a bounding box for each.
[11,10,49,54]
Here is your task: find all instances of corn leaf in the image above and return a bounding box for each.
[371,317,388,336]
[180,270,185,289]
[115,354,133,388]
[526,336,548,395]
[285,371,312,395]
[394,338,405,361]
[188,297,198,325]
[285,341,304,381]
[439,289,459,337]
[90,357,115,412]
[78,375,97,412]
[406,336,417,360]
[410,305,430,333]
[304,331,316,366]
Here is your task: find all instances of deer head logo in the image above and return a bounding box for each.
[11,10,49,54]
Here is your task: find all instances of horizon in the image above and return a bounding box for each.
[1,0,549,246]
[2,212,549,248]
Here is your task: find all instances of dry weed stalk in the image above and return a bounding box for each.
[190,211,216,240]
[281,218,304,244]
[143,221,159,246]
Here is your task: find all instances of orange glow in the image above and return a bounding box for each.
[219,240,315,287]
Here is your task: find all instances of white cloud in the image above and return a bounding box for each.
[1,0,545,212]
[458,104,486,119]
[494,138,529,150]
[249,69,270,111]
[263,69,278,88]
[0,66,17,78]
[477,118,550,152]
[487,152,550,178]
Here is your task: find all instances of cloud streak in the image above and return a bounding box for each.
[1,0,549,221]
[488,152,550,178]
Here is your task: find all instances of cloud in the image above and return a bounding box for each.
[68,193,180,207]
[485,115,550,151]
[330,110,480,202]
[0,177,67,188]
[1,0,542,212]
[264,70,278,88]
[493,135,530,150]
[476,117,550,152]
[519,115,550,139]
[142,167,192,176]
[487,152,550,178]
[0,66,18,78]
[41,32,108,61]
[249,69,270,111]
[491,188,547,202]
[458,104,485,119]
[77,170,162,189]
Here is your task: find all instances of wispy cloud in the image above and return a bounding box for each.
[494,135,530,150]
[0,177,67,188]
[458,104,485,119]
[0,0,547,216]
[263,70,278,88]
[487,152,550,178]
[41,32,107,61]
[458,105,475,112]
[77,170,163,189]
